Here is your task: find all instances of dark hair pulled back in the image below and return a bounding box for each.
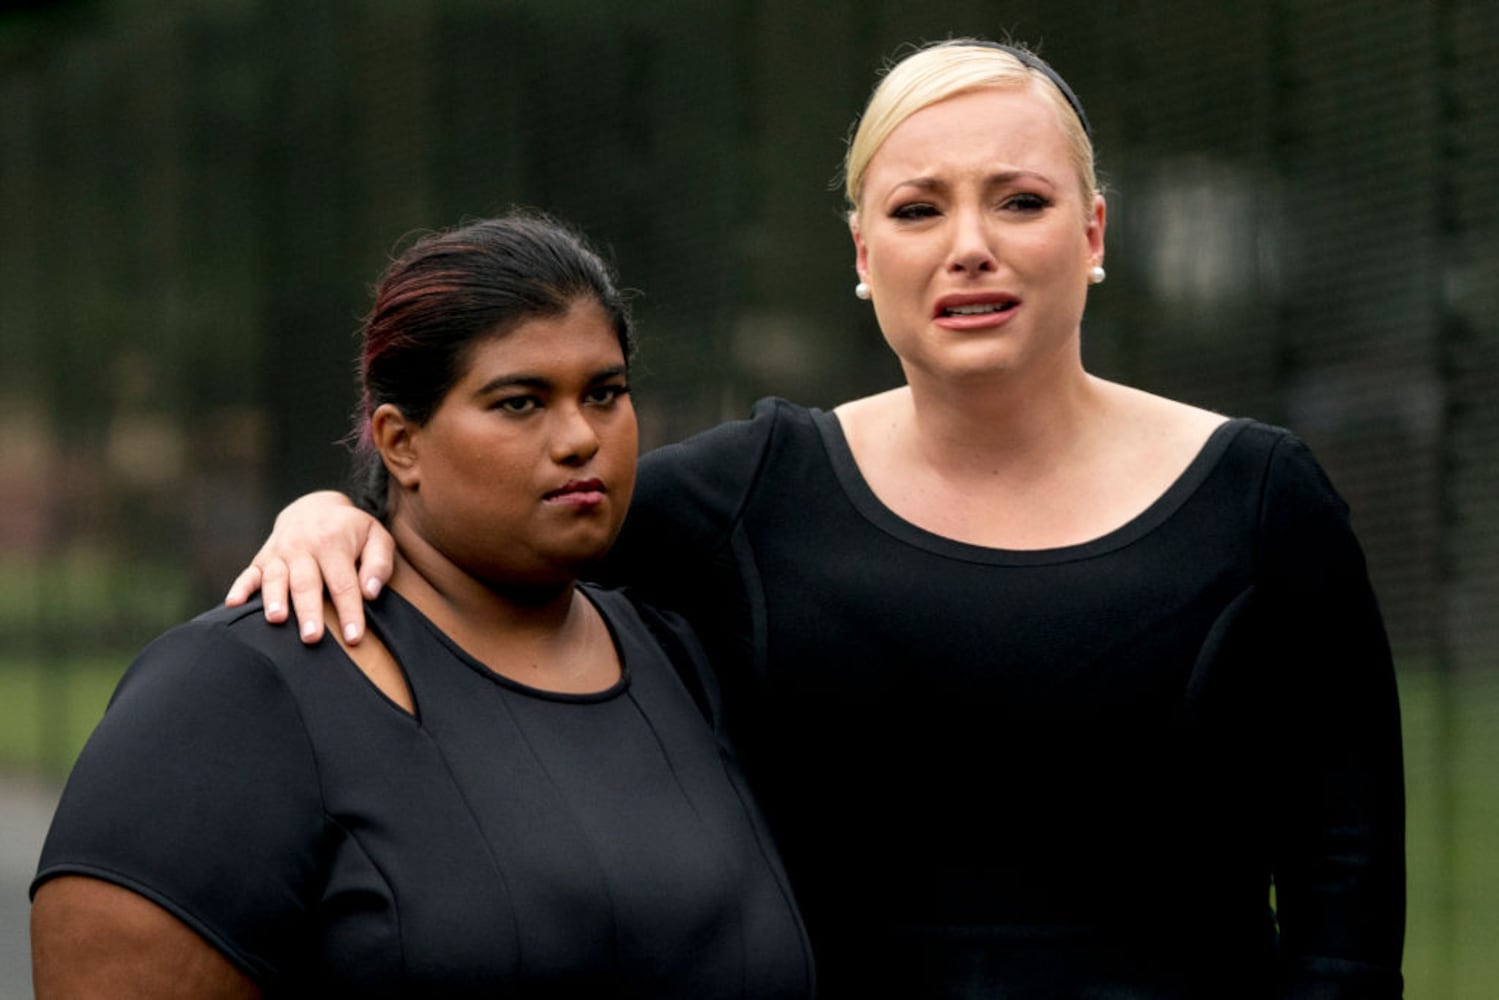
[351,211,634,521]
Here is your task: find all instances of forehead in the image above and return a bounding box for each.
[864,85,1072,191]
[459,299,622,378]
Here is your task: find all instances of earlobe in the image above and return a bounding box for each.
[371,404,420,489]
[1087,194,1107,258]
[849,214,870,284]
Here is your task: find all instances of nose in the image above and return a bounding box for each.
[946,205,997,275]
[550,404,601,466]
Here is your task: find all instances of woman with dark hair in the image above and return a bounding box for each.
[31,213,813,998]
[225,39,1403,998]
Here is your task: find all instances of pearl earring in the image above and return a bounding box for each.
[854,281,871,301]
[1088,265,1106,285]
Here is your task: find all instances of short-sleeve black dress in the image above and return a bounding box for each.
[33,586,813,998]
[606,398,1405,999]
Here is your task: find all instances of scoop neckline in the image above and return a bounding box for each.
[810,407,1251,566]
[369,585,633,704]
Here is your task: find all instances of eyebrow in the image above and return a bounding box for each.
[471,364,629,398]
[893,170,1055,193]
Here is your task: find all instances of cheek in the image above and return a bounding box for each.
[607,411,640,493]
[443,443,527,494]
[864,247,938,333]
[423,426,530,504]
[863,233,925,282]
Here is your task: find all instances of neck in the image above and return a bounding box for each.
[385,519,579,650]
[899,350,1104,478]
[385,520,622,695]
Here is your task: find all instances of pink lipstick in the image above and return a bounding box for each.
[543,478,607,507]
[933,291,1020,329]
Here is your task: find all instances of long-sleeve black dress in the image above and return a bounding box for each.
[606,398,1404,999]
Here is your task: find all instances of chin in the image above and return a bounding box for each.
[906,354,1022,387]
[538,537,619,579]
[915,336,1076,386]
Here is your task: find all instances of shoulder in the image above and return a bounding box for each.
[1096,381,1336,491]
[54,602,338,830]
[1175,419,1369,590]
[1099,381,1230,453]
[1133,391,1346,518]
[831,386,904,424]
[117,604,285,697]
[583,585,721,726]
[66,603,329,792]
[1249,425,1358,554]
[830,387,905,458]
[35,604,331,969]
[584,585,707,661]
[627,397,821,534]
[640,396,816,474]
[1177,412,1350,522]
[109,601,325,716]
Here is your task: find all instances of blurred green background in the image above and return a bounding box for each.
[1,0,1495,996]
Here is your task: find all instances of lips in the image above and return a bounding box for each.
[543,478,606,501]
[933,292,1020,318]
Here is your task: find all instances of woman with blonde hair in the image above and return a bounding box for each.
[226,40,1404,997]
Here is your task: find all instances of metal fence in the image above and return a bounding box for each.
[1,0,1495,994]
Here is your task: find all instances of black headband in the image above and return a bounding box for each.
[975,41,1093,140]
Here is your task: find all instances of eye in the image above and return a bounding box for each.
[1001,192,1052,214]
[584,383,630,407]
[889,202,939,222]
[494,395,540,415]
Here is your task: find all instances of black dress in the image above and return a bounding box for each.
[34,586,813,998]
[606,398,1405,999]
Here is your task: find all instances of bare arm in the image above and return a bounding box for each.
[32,876,261,1000]
[224,491,394,644]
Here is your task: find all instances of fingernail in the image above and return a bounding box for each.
[301,620,318,640]
[365,578,382,598]
[267,602,284,617]
[344,623,360,642]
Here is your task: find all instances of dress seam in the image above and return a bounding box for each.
[701,397,788,569]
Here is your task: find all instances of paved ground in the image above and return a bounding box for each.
[0,776,58,1000]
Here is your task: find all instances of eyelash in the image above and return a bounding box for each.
[887,193,1052,221]
[890,202,939,221]
[584,384,630,406]
[1004,193,1051,213]
[492,383,630,414]
[495,396,540,414]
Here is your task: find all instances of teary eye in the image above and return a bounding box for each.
[890,202,940,221]
[1002,192,1051,213]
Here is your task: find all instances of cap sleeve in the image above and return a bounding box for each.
[32,615,327,985]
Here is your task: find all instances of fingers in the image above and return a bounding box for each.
[224,564,261,608]
[256,557,293,624]
[325,522,395,645]
[224,554,344,645]
[358,523,397,600]
[323,557,367,645]
[286,553,328,644]
[224,492,385,645]
[224,556,295,627]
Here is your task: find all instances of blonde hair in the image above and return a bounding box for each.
[843,39,1099,213]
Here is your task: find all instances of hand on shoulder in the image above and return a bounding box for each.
[224,491,394,647]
